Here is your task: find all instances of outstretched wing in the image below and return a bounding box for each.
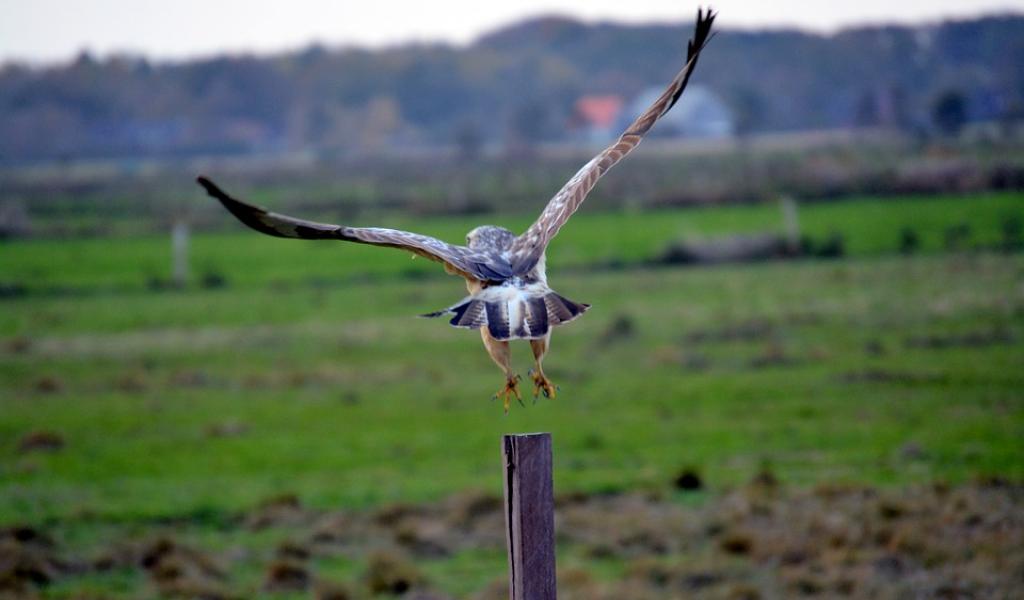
[197,176,512,281]
[508,8,716,274]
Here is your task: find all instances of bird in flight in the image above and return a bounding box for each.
[198,8,715,411]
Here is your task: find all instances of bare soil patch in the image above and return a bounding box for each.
[3,481,1021,598]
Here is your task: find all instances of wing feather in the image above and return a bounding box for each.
[196,176,511,281]
[509,8,716,273]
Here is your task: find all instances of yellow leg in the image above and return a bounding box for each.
[529,334,557,400]
[481,328,522,412]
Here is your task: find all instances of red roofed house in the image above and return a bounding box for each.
[567,95,624,143]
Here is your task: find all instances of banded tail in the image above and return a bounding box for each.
[422,285,589,341]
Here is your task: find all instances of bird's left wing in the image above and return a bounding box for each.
[508,8,716,274]
[197,176,512,281]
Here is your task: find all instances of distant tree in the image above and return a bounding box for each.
[932,90,968,136]
[506,102,551,157]
[3,14,1024,161]
[730,87,768,139]
[360,95,402,154]
[454,120,483,161]
[72,49,96,67]
[854,90,881,128]
[998,97,1024,139]
[728,87,767,200]
[886,84,917,136]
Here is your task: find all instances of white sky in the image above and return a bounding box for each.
[2,0,1023,64]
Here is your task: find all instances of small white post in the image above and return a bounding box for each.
[780,196,800,253]
[172,220,190,287]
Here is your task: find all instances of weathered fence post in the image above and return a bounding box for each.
[172,219,190,287]
[502,433,557,600]
[780,195,800,253]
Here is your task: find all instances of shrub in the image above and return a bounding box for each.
[1000,214,1023,252]
[899,227,920,255]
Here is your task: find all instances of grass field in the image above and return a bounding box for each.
[1,192,1023,598]
[2,191,1021,295]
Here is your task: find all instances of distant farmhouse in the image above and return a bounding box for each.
[569,85,734,143]
[567,95,624,143]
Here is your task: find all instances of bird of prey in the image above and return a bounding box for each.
[197,8,715,411]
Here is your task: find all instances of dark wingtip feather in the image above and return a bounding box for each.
[687,6,716,61]
[197,174,240,208]
[197,175,251,208]
[693,7,716,51]
[196,175,216,194]
[196,175,242,209]
[669,7,716,110]
[195,175,290,238]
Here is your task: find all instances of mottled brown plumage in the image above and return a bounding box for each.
[197,8,715,410]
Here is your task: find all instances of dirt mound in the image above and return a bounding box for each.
[245,493,315,530]
[16,431,65,454]
[263,559,310,593]
[9,481,1023,598]
[140,537,230,599]
[363,550,425,595]
[0,527,75,596]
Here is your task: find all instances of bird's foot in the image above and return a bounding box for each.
[492,374,523,413]
[528,368,558,400]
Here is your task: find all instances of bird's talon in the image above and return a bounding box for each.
[494,375,523,412]
[529,370,558,400]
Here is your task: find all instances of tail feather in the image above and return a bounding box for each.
[422,289,589,341]
[452,300,487,328]
[545,293,589,324]
[485,301,511,340]
[527,296,549,336]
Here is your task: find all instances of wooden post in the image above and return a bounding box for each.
[502,433,556,600]
[172,220,190,287]
[780,195,800,254]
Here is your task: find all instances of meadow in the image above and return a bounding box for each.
[1,191,1022,598]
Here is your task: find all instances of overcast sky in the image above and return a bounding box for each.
[2,0,1023,64]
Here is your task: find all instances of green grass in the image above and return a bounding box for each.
[1,192,1022,597]
[2,255,1021,523]
[2,191,1021,295]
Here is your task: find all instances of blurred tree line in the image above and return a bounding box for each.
[1,13,1023,162]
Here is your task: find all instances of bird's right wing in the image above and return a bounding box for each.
[197,176,512,281]
[508,8,716,274]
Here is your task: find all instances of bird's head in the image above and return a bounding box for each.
[466,225,516,251]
